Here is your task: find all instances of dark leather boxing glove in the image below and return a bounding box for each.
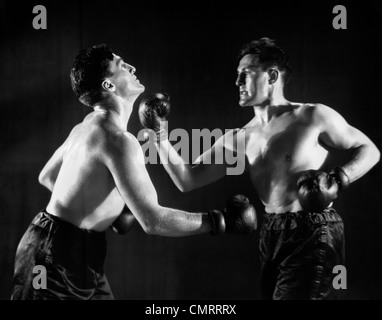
[297,167,350,212]
[110,206,136,235]
[138,93,170,141]
[208,194,257,235]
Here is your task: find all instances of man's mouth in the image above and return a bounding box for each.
[240,90,248,97]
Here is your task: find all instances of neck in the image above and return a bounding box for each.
[253,92,290,124]
[94,95,137,129]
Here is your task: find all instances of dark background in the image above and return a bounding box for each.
[0,0,381,300]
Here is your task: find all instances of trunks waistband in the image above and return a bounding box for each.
[262,207,342,230]
[31,209,106,240]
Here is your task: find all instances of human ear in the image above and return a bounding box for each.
[101,80,116,92]
[268,68,279,84]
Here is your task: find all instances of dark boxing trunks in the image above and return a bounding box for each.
[11,210,114,300]
[259,207,345,300]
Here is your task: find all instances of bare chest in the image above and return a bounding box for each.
[245,120,326,174]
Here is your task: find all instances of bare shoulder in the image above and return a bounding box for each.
[77,114,140,160]
[102,128,139,154]
[295,102,342,123]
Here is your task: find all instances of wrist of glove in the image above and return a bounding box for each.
[208,194,257,236]
[142,127,169,144]
[208,210,226,235]
[155,127,169,142]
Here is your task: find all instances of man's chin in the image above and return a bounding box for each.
[135,85,145,93]
[238,99,251,107]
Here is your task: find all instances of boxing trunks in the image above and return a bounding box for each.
[11,210,114,300]
[259,207,345,300]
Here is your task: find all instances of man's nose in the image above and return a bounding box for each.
[236,73,245,86]
[129,65,136,75]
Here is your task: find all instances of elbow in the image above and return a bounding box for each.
[369,143,381,167]
[38,170,53,191]
[141,217,158,235]
[141,224,156,235]
[177,183,192,193]
[138,216,154,235]
[374,146,381,166]
[174,175,197,193]
[167,166,199,193]
[139,209,164,236]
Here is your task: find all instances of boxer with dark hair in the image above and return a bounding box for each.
[11,44,257,300]
[139,37,380,299]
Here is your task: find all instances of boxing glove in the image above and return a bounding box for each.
[297,167,350,212]
[138,93,170,141]
[208,194,257,235]
[110,206,136,235]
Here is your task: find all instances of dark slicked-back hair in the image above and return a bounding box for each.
[238,37,292,84]
[70,44,114,107]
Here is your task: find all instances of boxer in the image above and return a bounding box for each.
[138,38,380,299]
[11,44,257,300]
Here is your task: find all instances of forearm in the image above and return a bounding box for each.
[147,207,213,237]
[154,139,227,192]
[340,143,380,183]
[146,194,257,237]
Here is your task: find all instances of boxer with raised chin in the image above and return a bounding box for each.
[11,44,257,300]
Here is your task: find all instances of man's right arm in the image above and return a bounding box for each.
[154,138,229,192]
[104,132,214,237]
[138,93,244,193]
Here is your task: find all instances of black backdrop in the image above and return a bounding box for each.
[0,0,381,300]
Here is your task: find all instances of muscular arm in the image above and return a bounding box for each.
[104,132,213,237]
[38,141,66,192]
[155,139,227,192]
[314,104,380,183]
[147,128,245,192]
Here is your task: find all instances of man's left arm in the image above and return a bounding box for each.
[316,104,380,183]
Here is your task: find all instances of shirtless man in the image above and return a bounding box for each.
[11,44,257,300]
[139,38,380,299]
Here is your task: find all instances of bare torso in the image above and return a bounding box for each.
[46,112,125,231]
[242,103,328,213]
